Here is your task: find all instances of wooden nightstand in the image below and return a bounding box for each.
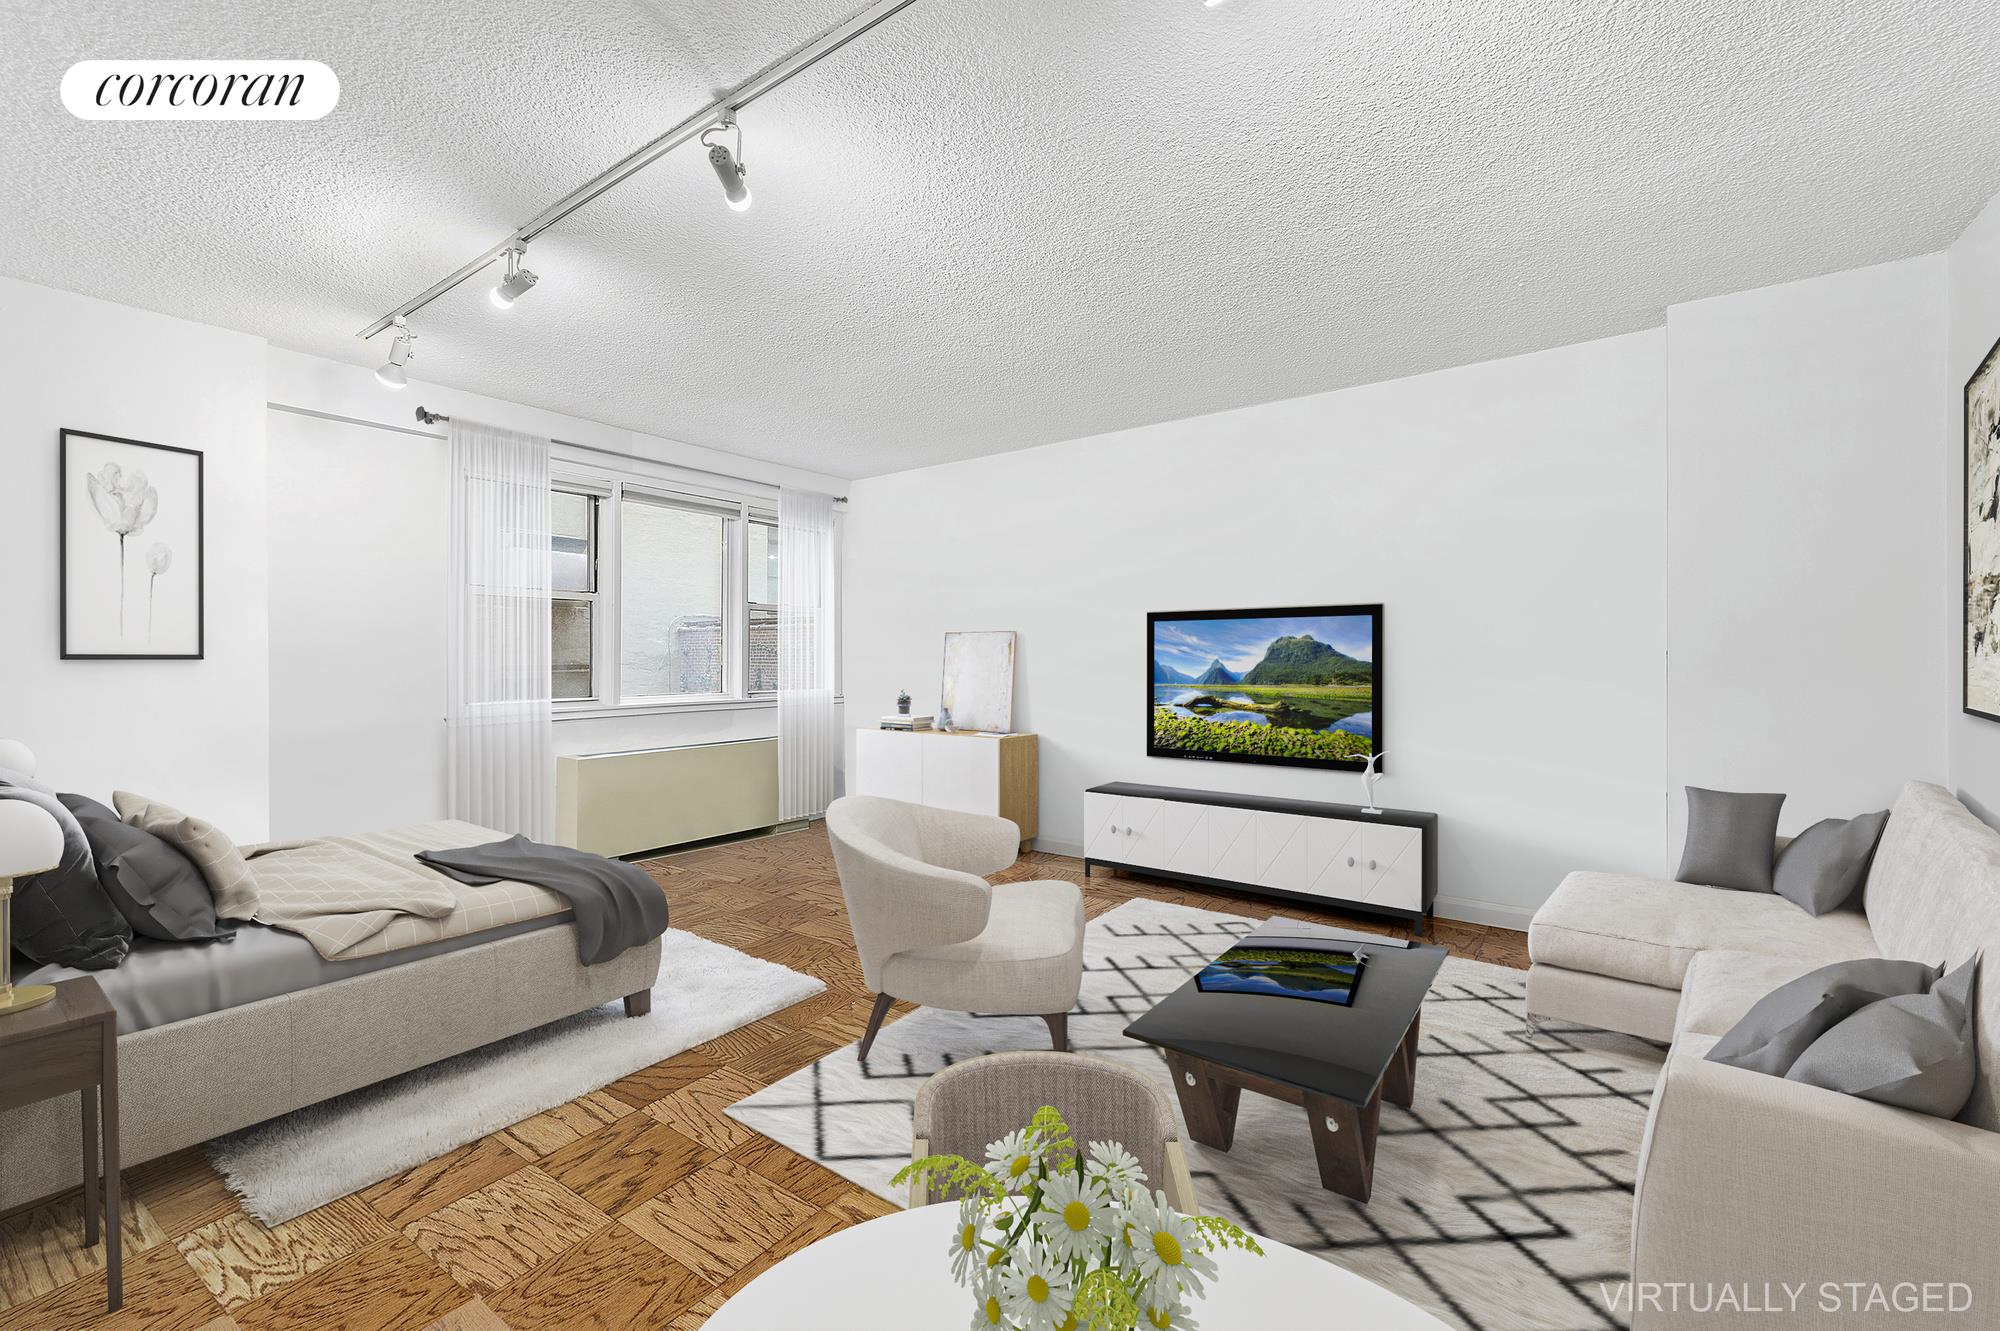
[0,976,120,1310]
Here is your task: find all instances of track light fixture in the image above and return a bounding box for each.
[701,115,751,212]
[374,316,415,389]
[490,245,539,308]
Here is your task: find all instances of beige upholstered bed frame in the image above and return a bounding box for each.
[0,922,660,1214]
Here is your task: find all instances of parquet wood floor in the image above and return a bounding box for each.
[0,824,1528,1328]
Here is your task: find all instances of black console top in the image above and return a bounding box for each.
[1086,781,1436,829]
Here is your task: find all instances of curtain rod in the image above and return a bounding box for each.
[415,407,847,502]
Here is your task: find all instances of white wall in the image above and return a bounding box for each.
[1947,191,2000,824]
[846,331,1671,926]
[263,349,849,839]
[0,277,272,838]
[1665,256,1950,852]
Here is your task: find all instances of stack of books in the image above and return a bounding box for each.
[880,714,934,731]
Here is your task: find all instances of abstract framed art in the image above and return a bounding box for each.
[60,429,205,660]
[1967,336,2000,720]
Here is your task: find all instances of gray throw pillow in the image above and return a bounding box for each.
[1677,787,1786,893]
[1706,957,1941,1076]
[60,794,233,944]
[1786,956,1980,1119]
[1772,810,1888,916]
[0,785,131,970]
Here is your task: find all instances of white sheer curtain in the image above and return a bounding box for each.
[778,487,838,821]
[445,418,554,840]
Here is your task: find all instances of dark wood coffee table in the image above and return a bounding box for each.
[1124,928,1445,1202]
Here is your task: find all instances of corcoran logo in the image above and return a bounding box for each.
[61,60,339,120]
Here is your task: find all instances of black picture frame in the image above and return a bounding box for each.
[1965,335,2000,722]
[1146,603,1384,773]
[59,428,206,661]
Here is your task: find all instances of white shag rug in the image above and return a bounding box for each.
[209,928,824,1225]
[727,898,1663,1331]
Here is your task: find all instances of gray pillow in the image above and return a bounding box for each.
[1706,957,1941,1076]
[1677,787,1786,893]
[60,794,232,944]
[1786,956,1980,1119]
[0,785,131,969]
[1772,811,1888,916]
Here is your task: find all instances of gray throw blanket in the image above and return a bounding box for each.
[415,836,670,965]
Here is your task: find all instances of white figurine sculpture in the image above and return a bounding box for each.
[1361,751,1387,814]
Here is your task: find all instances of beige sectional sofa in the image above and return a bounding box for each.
[1527,781,1999,1329]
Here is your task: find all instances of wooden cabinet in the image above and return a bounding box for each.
[1082,782,1437,930]
[853,730,1038,841]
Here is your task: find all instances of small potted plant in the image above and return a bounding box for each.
[894,1106,1259,1330]
[897,690,913,715]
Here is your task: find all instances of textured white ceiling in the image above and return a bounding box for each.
[6,1,2000,478]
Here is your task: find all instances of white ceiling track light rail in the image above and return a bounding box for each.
[354,0,918,345]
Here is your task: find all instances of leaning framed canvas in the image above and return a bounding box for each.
[60,429,205,659]
[940,630,1016,733]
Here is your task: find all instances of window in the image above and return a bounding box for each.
[620,497,727,698]
[551,489,597,701]
[547,468,825,710]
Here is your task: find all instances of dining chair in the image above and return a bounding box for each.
[910,1050,1199,1212]
[825,795,1084,1060]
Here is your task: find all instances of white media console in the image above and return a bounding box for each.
[1083,782,1438,932]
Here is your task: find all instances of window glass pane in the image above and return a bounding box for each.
[749,521,779,606]
[748,605,778,694]
[622,500,726,696]
[552,597,593,699]
[552,491,594,593]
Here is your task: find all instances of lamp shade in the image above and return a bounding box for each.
[0,739,33,778]
[0,800,63,880]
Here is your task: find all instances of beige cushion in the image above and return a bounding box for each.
[1529,870,1877,991]
[1673,949,1843,1041]
[881,879,1084,1014]
[114,790,258,921]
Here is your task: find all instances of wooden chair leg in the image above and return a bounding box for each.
[1043,1012,1069,1052]
[858,992,897,1062]
[623,991,652,1018]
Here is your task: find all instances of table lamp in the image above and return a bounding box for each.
[0,784,65,1017]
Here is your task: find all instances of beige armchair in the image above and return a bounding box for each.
[826,795,1085,1060]
[910,1051,1198,1212]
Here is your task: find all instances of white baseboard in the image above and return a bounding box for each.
[1038,838,1533,933]
[1430,895,1534,932]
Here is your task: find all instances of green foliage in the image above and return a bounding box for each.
[1026,1105,1079,1174]
[1189,1214,1263,1255]
[893,1152,1003,1203]
[1072,1266,1142,1331]
[1241,634,1372,686]
[1151,710,1373,761]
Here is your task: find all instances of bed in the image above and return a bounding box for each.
[0,819,661,1216]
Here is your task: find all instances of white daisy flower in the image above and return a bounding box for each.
[1085,1139,1147,1192]
[984,1126,1044,1192]
[1000,1243,1075,1331]
[968,1272,1008,1329]
[949,1197,990,1286]
[1124,1187,1218,1303]
[1033,1170,1115,1262]
[1141,1292,1202,1330]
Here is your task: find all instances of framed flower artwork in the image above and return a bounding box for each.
[60,429,204,659]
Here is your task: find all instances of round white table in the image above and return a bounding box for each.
[705,1202,1450,1329]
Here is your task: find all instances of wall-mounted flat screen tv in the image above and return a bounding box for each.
[1148,604,1382,772]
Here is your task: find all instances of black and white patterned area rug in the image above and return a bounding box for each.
[727,898,1664,1331]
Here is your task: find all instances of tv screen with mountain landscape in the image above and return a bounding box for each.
[1149,605,1381,771]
